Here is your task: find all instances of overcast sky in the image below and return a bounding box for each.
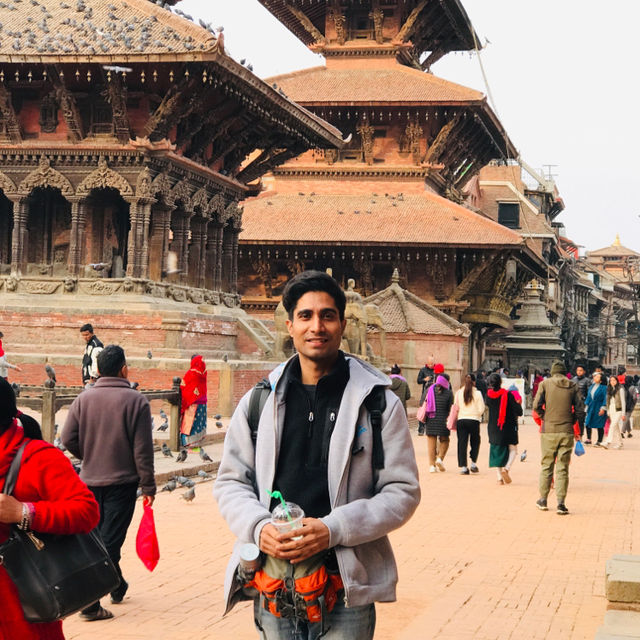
[183,0,640,255]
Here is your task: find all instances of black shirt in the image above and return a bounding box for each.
[270,352,350,518]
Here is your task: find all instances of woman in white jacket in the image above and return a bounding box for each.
[454,374,486,474]
[604,375,626,449]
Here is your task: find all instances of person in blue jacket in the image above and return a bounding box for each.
[584,371,607,445]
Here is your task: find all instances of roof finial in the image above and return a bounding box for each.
[391,268,400,285]
[613,233,621,246]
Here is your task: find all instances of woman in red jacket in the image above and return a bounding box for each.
[0,379,100,640]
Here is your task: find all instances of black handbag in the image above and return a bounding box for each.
[0,441,120,623]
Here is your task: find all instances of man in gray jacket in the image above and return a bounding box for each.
[63,344,155,621]
[214,271,420,639]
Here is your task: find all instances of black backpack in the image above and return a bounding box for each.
[247,379,386,471]
[625,385,637,413]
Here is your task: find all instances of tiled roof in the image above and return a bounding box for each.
[364,276,470,336]
[240,191,523,247]
[0,0,217,59]
[268,65,485,104]
[587,243,640,258]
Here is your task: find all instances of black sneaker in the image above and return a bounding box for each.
[556,503,569,515]
[536,498,548,511]
[460,467,470,475]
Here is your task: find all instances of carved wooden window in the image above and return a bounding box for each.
[349,10,373,39]
[498,202,520,229]
[39,95,59,133]
[90,96,114,135]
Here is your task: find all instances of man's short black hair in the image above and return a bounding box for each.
[97,344,126,377]
[80,323,94,333]
[282,270,346,320]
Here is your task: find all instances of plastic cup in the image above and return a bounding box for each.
[271,502,304,540]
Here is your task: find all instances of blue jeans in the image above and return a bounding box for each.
[253,598,375,640]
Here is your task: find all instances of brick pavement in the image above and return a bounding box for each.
[63,417,640,640]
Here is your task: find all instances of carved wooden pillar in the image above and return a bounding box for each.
[160,206,173,280]
[222,227,233,293]
[205,223,218,290]
[9,197,28,276]
[126,198,139,278]
[197,224,208,289]
[231,229,240,294]
[214,223,224,291]
[137,200,152,279]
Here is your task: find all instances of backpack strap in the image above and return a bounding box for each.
[364,386,386,471]
[248,378,272,443]
[2,441,27,496]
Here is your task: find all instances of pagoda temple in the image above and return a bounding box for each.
[0,0,344,361]
[238,0,548,368]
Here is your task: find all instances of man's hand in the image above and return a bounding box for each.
[0,495,24,524]
[598,409,605,416]
[259,518,330,564]
[574,435,581,442]
[142,495,155,507]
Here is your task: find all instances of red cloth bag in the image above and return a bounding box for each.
[136,503,160,571]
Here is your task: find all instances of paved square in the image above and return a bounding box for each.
[64,417,638,639]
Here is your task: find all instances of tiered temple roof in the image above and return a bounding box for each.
[241,190,523,247]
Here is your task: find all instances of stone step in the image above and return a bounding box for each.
[595,610,640,639]
[607,555,640,604]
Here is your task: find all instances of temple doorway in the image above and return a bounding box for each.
[25,187,71,276]
[84,188,130,278]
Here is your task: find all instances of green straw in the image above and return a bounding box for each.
[268,490,293,522]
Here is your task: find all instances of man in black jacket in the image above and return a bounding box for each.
[574,365,590,437]
[80,323,103,386]
[417,357,435,435]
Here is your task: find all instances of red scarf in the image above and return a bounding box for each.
[180,355,207,413]
[487,388,508,429]
[0,339,4,357]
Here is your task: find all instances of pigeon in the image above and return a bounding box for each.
[11,382,20,397]
[146,350,153,359]
[161,443,173,457]
[215,421,223,429]
[199,448,213,462]
[214,414,222,420]
[520,449,527,462]
[136,487,143,499]
[181,486,195,502]
[161,479,177,492]
[157,419,169,432]
[197,470,212,480]
[176,449,187,463]
[54,434,66,451]
[45,364,56,383]
[159,408,168,421]
[130,381,139,390]
[175,475,189,485]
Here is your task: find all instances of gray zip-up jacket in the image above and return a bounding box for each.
[214,355,420,614]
